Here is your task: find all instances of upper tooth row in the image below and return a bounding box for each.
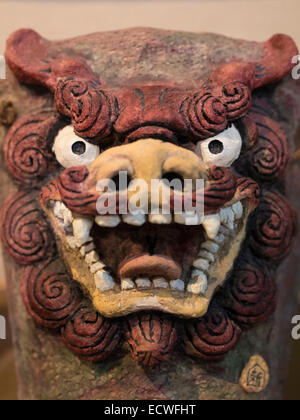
[95,201,243,236]
[53,201,243,243]
[95,213,176,227]
[94,274,207,295]
[95,203,242,236]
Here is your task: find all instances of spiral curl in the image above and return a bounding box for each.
[180,83,251,140]
[204,166,237,212]
[62,304,121,362]
[124,312,178,367]
[55,78,118,140]
[182,302,241,361]
[21,258,81,329]
[222,82,251,119]
[249,191,296,260]
[0,192,55,264]
[248,113,290,182]
[180,92,227,139]
[223,261,277,328]
[57,166,99,214]
[3,113,63,185]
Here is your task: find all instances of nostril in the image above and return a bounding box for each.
[162,172,184,190]
[111,173,132,191]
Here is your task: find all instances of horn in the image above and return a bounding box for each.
[5,29,99,91]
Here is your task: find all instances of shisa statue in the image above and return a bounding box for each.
[0,27,300,400]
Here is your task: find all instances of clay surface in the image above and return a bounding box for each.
[0,28,300,399]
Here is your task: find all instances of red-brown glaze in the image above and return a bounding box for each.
[3,112,64,186]
[0,28,298,366]
[234,177,260,208]
[5,29,99,90]
[114,83,251,142]
[181,302,242,361]
[124,312,178,367]
[202,167,237,213]
[62,304,121,362]
[238,113,290,182]
[56,166,99,215]
[222,261,277,328]
[0,191,55,265]
[250,191,297,261]
[40,181,61,207]
[208,34,298,90]
[55,78,118,140]
[21,258,81,330]
[5,30,297,143]
[55,165,240,216]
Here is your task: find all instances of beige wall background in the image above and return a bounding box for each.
[0,0,300,50]
[0,0,300,288]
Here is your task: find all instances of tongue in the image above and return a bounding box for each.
[118,255,182,280]
[92,223,202,281]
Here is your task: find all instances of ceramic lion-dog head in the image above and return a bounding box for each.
[0,28,297,366]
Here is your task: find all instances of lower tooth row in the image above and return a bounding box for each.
[191,238,226,294]
[95,212,198,228]
[94,270,115,291]
[187,271,208,294]
[121,277,185,292]
[79,243,117,292]
[120,276,205,295]
[190,203,243,295]
[153,277,168,288]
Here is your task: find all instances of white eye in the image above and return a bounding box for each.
[197,125,242,168]
[53,125,100,168]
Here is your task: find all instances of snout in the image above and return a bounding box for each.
[53,138,242,219]
[87,138,208,209]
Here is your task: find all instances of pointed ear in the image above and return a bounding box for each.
[210,34,298,92]
[5,29,99,91]
[253,34,298,89]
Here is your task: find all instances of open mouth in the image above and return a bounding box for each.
[45,197,252,319]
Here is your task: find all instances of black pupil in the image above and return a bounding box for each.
[208,139,224,154]
[72,141,86,155]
